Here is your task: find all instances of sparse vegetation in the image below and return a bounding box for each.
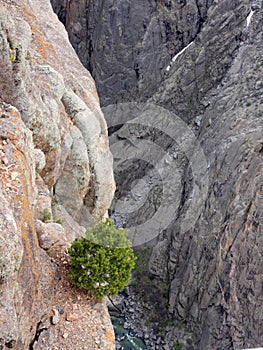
[39,209,52,223]
[174,342,184,350]
[39,209,62,224]
[167,319,176,327]
[130,246,171,332]
[25,50,31,60]
[68,219,136,299]
[145,318,151,326]
[9,49,17,62]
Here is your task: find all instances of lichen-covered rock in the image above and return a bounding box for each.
[0,0,115,349]
[36,220,67,252]
[0,0,115,226]
[0,188,23,283]
[54,124,90,224]
[0,101,57,349]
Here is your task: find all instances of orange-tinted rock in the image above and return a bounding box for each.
[0,0,115,349]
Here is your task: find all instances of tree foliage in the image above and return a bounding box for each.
[68,219,136,298]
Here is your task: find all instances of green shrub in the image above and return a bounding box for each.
[68,219,136,298]
[39,209,52,223]
[174,341,184,350]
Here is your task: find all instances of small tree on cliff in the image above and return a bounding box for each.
[68,219,136,299]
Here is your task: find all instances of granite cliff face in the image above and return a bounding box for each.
[51,0,214,106]
[0,0,115,349]
[51,0,263,349]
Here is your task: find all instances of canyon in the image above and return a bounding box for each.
[0,0,262,349]
[51,0,263,349]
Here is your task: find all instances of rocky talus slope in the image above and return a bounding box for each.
[0,0,115,349]
[52,0,263,349]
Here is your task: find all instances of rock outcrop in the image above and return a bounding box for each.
[51,0,263,349]
[0,0,115,349]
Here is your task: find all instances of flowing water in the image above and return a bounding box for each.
[112,317,147,350]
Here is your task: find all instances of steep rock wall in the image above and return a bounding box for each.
[0,0,115,349]
[166,6,263,348]
[51,0,263,349]
[51,0,214,106]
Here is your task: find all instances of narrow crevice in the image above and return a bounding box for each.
[29,320,50,350]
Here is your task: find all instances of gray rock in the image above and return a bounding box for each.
[167,5,263,349]
[34,148,46,173]
[54,124,90,223]
[51,0,214,106]
[51,309,60,325]
[0,189,23,283]
[35,220,66,251]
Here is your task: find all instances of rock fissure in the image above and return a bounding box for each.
[29,320,48,350]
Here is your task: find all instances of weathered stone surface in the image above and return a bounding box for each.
[0,0,115,227]
[54,124,90,223]
[152,0,251,123]
[0,188,23,283]
[167,8,263,348]
[52,203,86,242]
[35,174,53,221]
[33,148,46,173]
[36,220,66,251]
[0,0,115,349]
[0,102,57,349]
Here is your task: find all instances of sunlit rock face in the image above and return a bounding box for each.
[0,0,115,348]
[51,0,263,348]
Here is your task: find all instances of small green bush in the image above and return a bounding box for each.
[174,341,184,350]
[39,209,52,223]
[68,219,136,299]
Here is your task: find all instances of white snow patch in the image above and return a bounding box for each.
[172,41,193,62]
[165,41,193,72]
[246,9,254,27]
